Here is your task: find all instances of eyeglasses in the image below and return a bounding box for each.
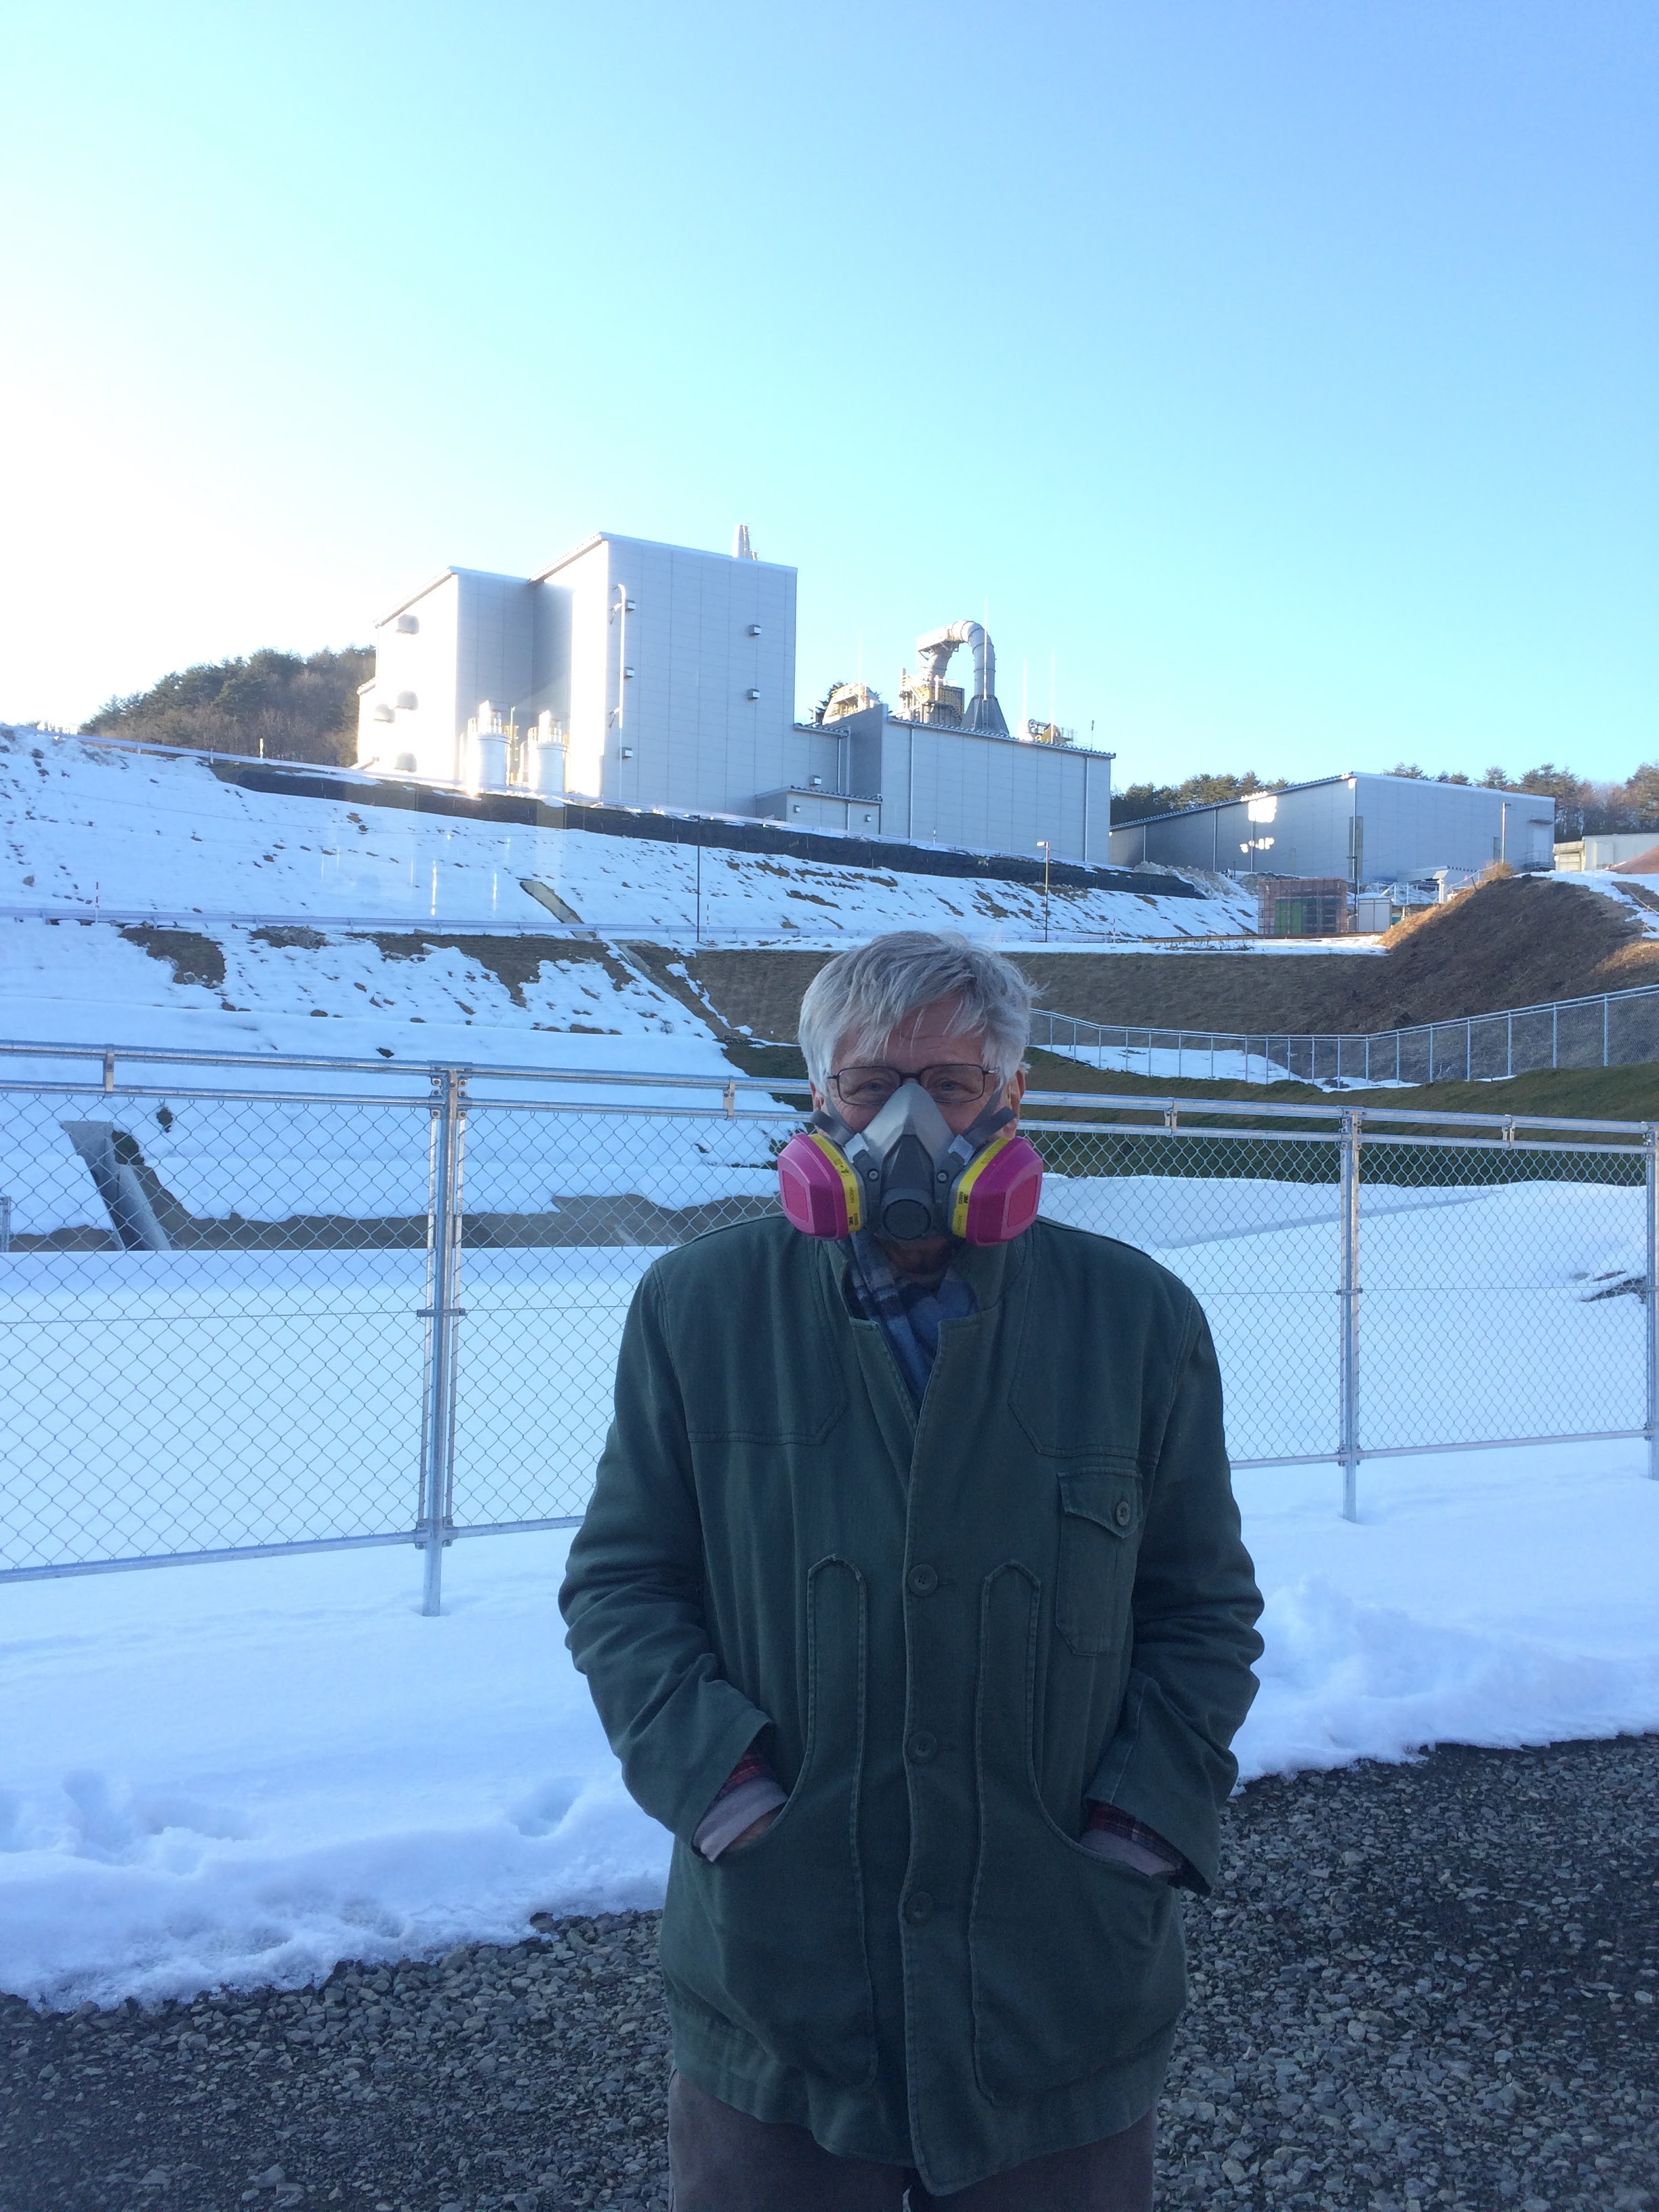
[830,1063,998,1109]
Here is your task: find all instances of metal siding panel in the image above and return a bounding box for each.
[562,541,612,798]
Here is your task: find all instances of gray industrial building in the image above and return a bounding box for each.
[1108,772,1556,888]
[355,528,1115,864]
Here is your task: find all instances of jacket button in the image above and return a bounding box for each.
[907,1731,938,1763]
[907,1564,939,1595]
[1113,1499,1133,1528]
[904,1891,935,1925]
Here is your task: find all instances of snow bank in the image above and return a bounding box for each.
[3,1441,1656,2010]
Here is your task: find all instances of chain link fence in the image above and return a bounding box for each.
[1,1040,1654,1607]
[1033,978,1659,1087]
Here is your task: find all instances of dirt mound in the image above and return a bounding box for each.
[666,948,832,1042]
[1036,872,1658,1034]
[665,878,1658,1044]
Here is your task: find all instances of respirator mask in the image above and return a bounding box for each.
[777,1078,1043,1245]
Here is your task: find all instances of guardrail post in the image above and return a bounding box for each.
[1647,1125,1659,1481]
[417,1066,468,1613]
[1339,1108,1362,1520]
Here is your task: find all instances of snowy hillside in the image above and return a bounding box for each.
[1578,867,1659,941]
[0,918,735,1073]
[0,726,1255,947]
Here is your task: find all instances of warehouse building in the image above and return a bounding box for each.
[1108,772,1555,888]
[354,527,1115,864]
[1553,832,1659,872]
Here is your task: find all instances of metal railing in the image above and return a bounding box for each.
[1,1037,1654,1612]
[1033,979,1659,1088]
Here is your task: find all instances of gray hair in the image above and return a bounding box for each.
[797,931,1035,1093]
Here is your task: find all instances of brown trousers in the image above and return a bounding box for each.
[667,2070,1156,2211]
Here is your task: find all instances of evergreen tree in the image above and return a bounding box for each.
[83,646,372,766]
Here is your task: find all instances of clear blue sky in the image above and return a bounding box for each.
[2,1,1654,788]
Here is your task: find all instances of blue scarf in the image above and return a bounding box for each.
[845,1231,977,1404]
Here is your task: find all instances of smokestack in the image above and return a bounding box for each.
[912,621,1010,737]
[732,523,756,560]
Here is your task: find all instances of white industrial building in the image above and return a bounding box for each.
[1109,772,1556,888]
[1553,831,1659,872]
[355,527,1115,865]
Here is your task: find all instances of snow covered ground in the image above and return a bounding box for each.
[1578,867,1659,939]
[3,1438,1656,2011]
[0,916,738,1076]
[1040,1038,1339,1086]
[0,727,1254,948]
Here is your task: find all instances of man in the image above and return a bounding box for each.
[560,931,1263,2208]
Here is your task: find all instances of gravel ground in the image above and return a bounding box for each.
[5,1735,1656,2212]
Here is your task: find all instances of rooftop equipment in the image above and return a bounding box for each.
[899,621,1010,735]
[821,682,884,724]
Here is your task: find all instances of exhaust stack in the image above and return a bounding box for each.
[902,621,1009,735]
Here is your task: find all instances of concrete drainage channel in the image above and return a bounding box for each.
[4,1739,1657,2212]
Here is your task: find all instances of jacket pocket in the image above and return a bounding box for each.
[658,1557,876,2088]
[969,1565,1185,2104]
[1054,1466,1141,1657]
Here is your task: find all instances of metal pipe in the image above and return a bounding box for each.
[912,620,1009,735]
[1647,1125,1659,1481]
[63,1120,171,1250]
[6,1063,1649,1137]
[417,1067,467,1614]
[1339,1108,1362,1521]
[610,583,630,733]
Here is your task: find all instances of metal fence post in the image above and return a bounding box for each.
[1647,1125,1659,1481]
[1339,1107,1362,1520]
[417,1066,468,1614]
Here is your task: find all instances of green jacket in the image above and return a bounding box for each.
[560,1216,1262,2195]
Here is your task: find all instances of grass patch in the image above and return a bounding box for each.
[1021,1050,1651,1189]
[1023,1048,1658,1125]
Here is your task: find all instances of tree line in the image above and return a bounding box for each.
[81,652,1659,841]
[82,647,372,767]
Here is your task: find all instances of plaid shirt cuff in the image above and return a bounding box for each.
[693,1750,787,1861]
[1083,1802,1185,1879]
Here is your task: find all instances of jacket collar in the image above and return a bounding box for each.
[817,1222,1031,1315]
